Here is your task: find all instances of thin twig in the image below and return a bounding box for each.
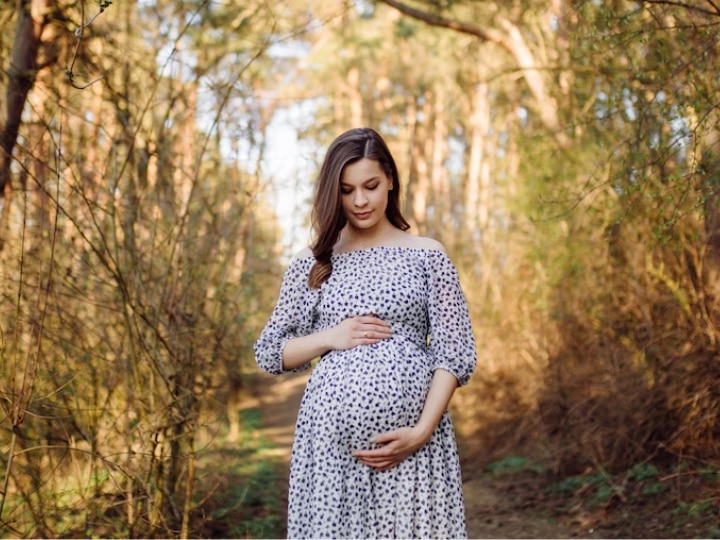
[66,0,111,90]
[0,431,17,521]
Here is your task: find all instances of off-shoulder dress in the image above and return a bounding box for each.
[255,246,477,539]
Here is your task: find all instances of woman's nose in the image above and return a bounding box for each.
[353,190,368,206]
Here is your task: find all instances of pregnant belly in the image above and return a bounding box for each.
[307,339,431,451]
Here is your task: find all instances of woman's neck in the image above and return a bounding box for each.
[336,222,404,252]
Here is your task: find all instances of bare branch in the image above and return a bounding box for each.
[707,0,720,15]
[642,0,720,17]
[376,0,504,43]
[376,0,571,149]
[65,0,110,90]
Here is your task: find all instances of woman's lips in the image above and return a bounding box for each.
[354,211,372,220]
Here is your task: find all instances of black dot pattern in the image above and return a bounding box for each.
[255,246,477,539]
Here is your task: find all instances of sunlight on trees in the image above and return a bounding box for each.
[0,0,718,537]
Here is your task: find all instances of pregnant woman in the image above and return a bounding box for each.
[255,127,477,539]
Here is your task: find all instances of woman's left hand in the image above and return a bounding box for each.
[351,427,431,471]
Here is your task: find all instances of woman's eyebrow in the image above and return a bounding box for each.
[341,176,380,187]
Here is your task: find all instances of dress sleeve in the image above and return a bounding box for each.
[254,257,319,375]
[426,250,477,386]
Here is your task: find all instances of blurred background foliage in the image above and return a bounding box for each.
[0,0,718,537]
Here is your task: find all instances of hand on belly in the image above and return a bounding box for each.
[351,426,431,471]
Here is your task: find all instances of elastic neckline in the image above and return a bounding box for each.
[292,245,447,262]
[332,245,444,257]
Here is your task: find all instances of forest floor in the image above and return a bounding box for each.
[228,371,720,540]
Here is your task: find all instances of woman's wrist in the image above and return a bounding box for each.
[282,331,332,370]
[411,423,435,446]
[319,326,337,352]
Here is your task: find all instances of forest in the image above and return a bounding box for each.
[0,0,719,538]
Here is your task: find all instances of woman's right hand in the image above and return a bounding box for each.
[282,315,392,371]
[329,315,392,350]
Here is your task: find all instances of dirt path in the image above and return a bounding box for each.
[249,371,575,539]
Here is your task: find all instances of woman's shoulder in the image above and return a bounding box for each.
[403,234,446,253]
[293,246,313,261]
[387,231,446,253]
[293,246,314,259]
[281,247,315,277]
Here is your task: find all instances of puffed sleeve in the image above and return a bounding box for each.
[254,257,320,375]
[426,250,477,386]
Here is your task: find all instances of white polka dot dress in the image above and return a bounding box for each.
[255,247,477,539]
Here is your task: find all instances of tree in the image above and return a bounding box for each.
[0,0,287,535]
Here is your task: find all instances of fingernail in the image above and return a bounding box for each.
[369,436,376,444]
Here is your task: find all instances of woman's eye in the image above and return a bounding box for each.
[367,184,379,190]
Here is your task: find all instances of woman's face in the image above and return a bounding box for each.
[339,158,392,232]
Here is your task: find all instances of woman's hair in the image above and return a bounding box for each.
[307,127,410,289]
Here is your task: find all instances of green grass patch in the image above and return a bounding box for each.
[628,462,658,481]
[192,408,286,538]
[672,499,716,519]
[485,455,545,475]
[546,471,608,498]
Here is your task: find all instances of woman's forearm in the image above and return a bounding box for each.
[414,369,459,441]
[282,330,333,370]
[281,316,394,371]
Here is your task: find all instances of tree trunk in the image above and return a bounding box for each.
[408,93,431,234]
[463,82,491,248]
[377,0,570,149]
[430,86,449,238]
[347,65,362,128]
[700,131,720,303]
[0,0,52,197]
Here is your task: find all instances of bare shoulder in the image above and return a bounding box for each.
[405,234,446,252]
[294,246,314,259]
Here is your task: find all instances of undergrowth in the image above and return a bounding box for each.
[192,409,285,538]
[484,456,720,538]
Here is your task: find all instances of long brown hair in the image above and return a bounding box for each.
[308,127,410,288]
